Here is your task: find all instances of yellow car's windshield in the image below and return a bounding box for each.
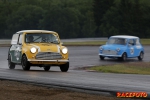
[25,33,59,44]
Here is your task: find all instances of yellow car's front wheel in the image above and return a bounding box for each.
[22,55,30,71]
[60,62,69,72]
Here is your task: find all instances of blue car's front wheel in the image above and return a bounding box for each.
[121,53,127,61]
[99,55,105,60]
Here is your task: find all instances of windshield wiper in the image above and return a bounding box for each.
[48,41,59,44]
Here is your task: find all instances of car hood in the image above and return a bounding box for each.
[102,44,126,50]
[27,43,61,53]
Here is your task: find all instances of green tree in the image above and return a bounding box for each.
[2,0,150,38]
[141,2,150,38]
[0,1,20,38]
[100,6,120,37]
[81,11,96,37]
[100,0,150,38]
[93,0,114,36]
[5,5,44,37]
[40,5,80,38]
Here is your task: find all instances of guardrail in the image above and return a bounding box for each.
[0,39,11,44]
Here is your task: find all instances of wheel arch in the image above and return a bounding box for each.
[7,45,12,60]
[21,53,28,62]
[8,53,13,63]
[138,50,144,56]
[121,52,128,57]
[141,50,144,53]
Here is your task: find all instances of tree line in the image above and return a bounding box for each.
[0,0,150,39]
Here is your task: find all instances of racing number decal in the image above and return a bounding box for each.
[130,48,134,55]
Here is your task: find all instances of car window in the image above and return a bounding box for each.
[11,34,19,45]
[18,34,23,44]
[25,33,59,44]
[108,38,126,45]
[129,39,134,45]
[134,38,140,45]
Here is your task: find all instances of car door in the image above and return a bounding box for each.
[14,34,23,63]
[10,34,19,63]
[127,39,136,57]
[134,38,141,56]
[10,33,22,63]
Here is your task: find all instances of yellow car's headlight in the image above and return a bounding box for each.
[30,47,37,53]
[62,47,68,54]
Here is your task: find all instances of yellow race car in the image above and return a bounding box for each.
[8,30,69,72]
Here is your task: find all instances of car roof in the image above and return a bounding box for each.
[110,35,139,39]
[16,30,57,34]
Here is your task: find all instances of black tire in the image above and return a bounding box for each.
[99,55,104,60]
[60,62,69,72]
[117,57,122,61]
[8,55,15,69]
[22,55,30,70]
[138,52,144,61]
[121,53,127,61]
[44,66,51,71]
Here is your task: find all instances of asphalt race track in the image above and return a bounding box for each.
[0,46,150,98]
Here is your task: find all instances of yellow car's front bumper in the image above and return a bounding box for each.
[28,59,69,64]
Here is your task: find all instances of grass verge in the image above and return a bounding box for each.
[88,62,150,75]
[140,39,150,45]
[63,41,106,46]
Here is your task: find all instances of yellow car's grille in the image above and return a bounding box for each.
[35,52,62,60]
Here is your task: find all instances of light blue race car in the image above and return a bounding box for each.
[99,35,144,61]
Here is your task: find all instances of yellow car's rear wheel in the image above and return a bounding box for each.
[43,66,51,71]
[8,55,15,69]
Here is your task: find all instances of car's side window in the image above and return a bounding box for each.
[11,34,19,45]
[129,39,134,45]
[134,38,140,45]
[18,34,23,45]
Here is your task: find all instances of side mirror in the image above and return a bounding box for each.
[128,43,132,46]
[18,43,22,45]
[128,42,134,46]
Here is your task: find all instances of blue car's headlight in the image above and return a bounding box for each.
[99,46,103,50]
[116,48,120,52]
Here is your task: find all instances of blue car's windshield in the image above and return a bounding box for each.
[107,38,126,45]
